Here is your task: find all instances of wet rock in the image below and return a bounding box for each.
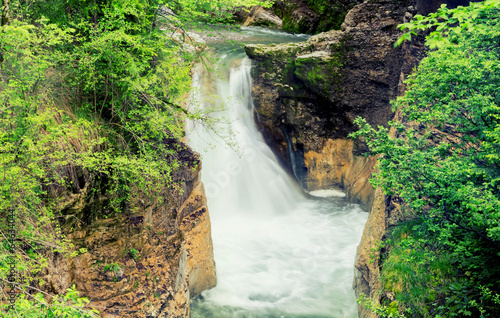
[238,6,283,28]
[40,143,216,317]
[353,187,387,318]
[246,0,426,202]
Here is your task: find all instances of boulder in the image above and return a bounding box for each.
[241,6,283,28]
[274,0,364,34]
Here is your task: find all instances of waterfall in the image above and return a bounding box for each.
[282,126,306,187]
[187,27,368,318]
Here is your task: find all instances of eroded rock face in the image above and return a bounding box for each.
[274,0,364,34]
[303,138,377,210]
[353,187,386,318]
[235,6,283,28]
[353,181,409,317]
[41,147,216,317]
[179,181,217,297]
[246,0,426,202]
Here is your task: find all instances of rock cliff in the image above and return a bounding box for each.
[41,144,216,317]
[245,0,428,316]
[274,0,364,34]
[246,0,425,209]
[247,0,482,316]
[353,181,406,317]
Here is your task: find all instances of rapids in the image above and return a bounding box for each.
[187,27,368,318]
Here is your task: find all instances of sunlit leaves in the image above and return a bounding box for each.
[354,2,500,316]
[395,0,500,49]
[0,0,272,316]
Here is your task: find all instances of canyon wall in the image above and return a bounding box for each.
[246,0,425,209]
[247,0,481,316]
[245,0,427,316]
[41,144,216,317]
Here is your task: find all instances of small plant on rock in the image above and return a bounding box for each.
[129,248,140,260]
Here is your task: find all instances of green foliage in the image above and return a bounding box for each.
[1,286,99,317]
[129,248,139,260]
[380,220,456,316]
[352,1,500,316]
[0,0,268,316]
[357,292,406,318]
[395,0,500,49]
[104,262,121,273]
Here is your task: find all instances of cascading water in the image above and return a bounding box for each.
[187,27,368,318]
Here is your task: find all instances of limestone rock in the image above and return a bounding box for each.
[273,0,364,34]
[246,0,426,207]
[40,146,216,317]
[237,6,283,28]
[343,155,378,211]
[353,187,386,318]
[180,181,217,296]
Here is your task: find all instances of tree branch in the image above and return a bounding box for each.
[444,202,500,250]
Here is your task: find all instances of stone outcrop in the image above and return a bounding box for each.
[353,186,409,317]
[353,187,386,318]
[246,0,426,206]
[179,181,217,297]
[273,0,364,34]
[40,145,216,317]
[303,138,377,210]
[234,6,283,28]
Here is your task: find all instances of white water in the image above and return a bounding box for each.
[187,27,368,318]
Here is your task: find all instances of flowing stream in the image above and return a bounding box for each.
[187,27,368,318]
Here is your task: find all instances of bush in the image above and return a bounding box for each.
[352,1,500,316]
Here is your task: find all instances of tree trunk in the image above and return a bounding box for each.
[1,0,9,26]
[0,0,9,64]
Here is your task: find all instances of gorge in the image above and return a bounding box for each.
[187,27,368,317]
[3,0,498,317]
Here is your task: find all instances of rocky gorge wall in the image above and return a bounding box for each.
[40,145,216,317]
[243,0,440,316]
[246,0,426,208]
[245,0,482,316]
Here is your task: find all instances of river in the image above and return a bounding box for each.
[187,26,368,318]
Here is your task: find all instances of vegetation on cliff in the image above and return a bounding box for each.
[353,0,500,316]
[274,0,360,34]
[0,0,269,316]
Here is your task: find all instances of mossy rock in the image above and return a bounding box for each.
[274,0,362,34]
[294,53,344,100]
